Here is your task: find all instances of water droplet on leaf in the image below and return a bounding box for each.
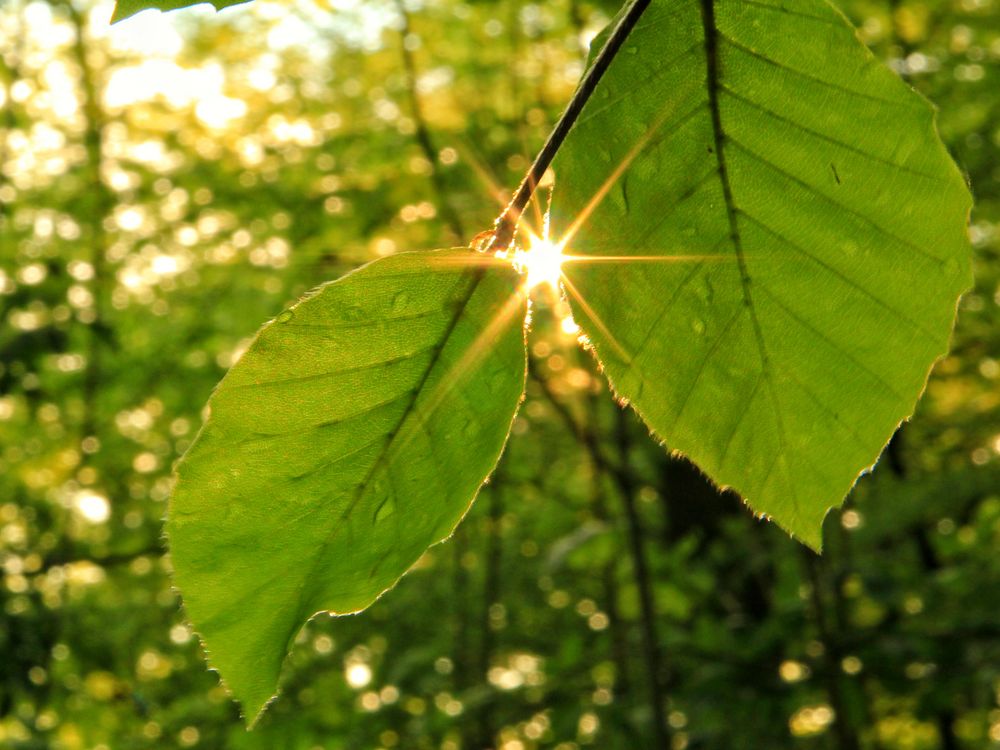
[373,499,395,523]
[391,292,410,313]
[277,310,294,323]
[697,277,714,303]
[342,305,365,322]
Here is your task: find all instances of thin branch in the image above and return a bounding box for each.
[614,407,671,749]
[474,468,505,749]
[451,525,471,693]
[42,543,163,571]
[486,0,652,251]
[64,0,112,445]
[529,359,670,745]
[801,551,862,750]
[527,356,627,485]
[582,386,634,701]
[0,3,24,254]
[394,0,466,241]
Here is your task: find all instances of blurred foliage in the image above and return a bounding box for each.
[0,0,998,749]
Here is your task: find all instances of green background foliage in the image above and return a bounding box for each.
[1,0,998,749]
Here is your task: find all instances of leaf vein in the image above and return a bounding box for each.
[726,135,944,265]
[753,282,907,401]
[227,343,440,391]
[719,32,920,109]
[736,208,939,341]
[699,0,800,518]
[719,84,945,182]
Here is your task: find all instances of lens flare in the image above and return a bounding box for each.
[502,231,566,291]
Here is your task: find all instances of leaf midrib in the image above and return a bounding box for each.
[293,265,489,620]
[697,0,797,511]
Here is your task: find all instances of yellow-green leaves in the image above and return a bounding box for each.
[551,0,972,548]
[111,0,249,23]
[168,250,526,721]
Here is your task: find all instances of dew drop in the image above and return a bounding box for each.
[691,318,706,335]
[391,291,410,313]
[277,309,294,323]
[697,276,715,303]
[373,499,395,523]
[342,305,365,322]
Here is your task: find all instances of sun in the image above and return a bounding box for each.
[508,231,566,290]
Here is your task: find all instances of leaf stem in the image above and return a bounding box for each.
[486,0,652,252]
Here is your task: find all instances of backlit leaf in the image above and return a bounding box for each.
[168,249,527,720]
[551,0,972,548]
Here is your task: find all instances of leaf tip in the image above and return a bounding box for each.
[109,3,134,23]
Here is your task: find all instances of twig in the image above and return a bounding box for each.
[529,359,671,745]
[801,551,862,750]
[486,0,652,251]
[394,0,466,241]
[474,468,505,749]
[527,356,627,484]
[64,0,112,444]
[614,407,671,749]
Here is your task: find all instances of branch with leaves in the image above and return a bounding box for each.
[107,0,971,725]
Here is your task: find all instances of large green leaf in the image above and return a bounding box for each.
[111,0,250,23]
[168,249,526,721]
[551,0,972,548]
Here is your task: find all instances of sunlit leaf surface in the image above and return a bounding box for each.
[551,0,972,548]
[168,249,527,720]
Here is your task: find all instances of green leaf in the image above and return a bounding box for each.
[111,0,250,23]
[551,0,972,549]
[168,249,526,721]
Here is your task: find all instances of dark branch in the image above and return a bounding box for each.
[486,0,652,252]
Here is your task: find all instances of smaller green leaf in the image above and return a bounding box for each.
[168,249,527,722]
[111,0,250,23]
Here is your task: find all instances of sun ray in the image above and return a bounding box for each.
[379,284,528,466]
[453,137,548,243]
[559,82,703,250]
[453,138,511,210]
[559,273,631,364]
[498,214,567,293]
[562,252,731,266]
[524,168,554,232]
[427,253,513,270]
